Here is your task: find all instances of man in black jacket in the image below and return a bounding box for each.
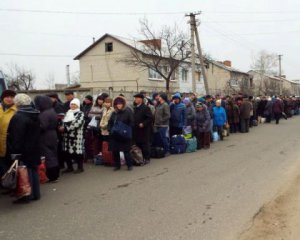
[133,93,153,164]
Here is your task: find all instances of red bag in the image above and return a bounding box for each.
[16,166,32,198]
[102,141,114,166]
[39,159,48,184]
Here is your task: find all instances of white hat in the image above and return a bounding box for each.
[14,94,32,106]
[70,98,80,108]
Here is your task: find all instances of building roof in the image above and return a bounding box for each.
[206,58,249,75]
[248,70,300,85]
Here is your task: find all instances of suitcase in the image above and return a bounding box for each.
[150,147,165,159]
[170,135,186,154]
[186,137,197,153]
[102,141,114,166]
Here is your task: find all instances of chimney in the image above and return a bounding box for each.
[93,37,96,43]
[139,39,162,50]
[223,60,232,67]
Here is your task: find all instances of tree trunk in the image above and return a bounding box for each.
[166,79,170,93]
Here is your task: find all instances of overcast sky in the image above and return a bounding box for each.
[1,0,300,88]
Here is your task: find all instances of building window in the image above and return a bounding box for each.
[105,42,113,52]
[196,71,202,82]
[149,68,163,80]
[148,66,176,81]
[181,69,188,82]
[230,78,239,86]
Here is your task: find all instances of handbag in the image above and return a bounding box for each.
[16,166,32,198]
[130,145,144,166]
[1,160,18,190]
[111,120,132,140]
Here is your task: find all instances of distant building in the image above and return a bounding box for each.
[74,33,251,96]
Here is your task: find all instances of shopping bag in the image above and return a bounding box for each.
[183,126,192,135]
[16,166,32,198]
[38,159,48,184]
[1,160,18,190]
[213,132,220,142]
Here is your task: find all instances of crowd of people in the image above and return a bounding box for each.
[0,89,299,204]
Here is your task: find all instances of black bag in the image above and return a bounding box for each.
[150,147,165,159]
[111,120,132,140]
[1,160,18,190]
[130,145,144,166]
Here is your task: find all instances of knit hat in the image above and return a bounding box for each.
[183,97,190,104]
[85,95,93,102]
[1,90,16,100]
[14,93,32,106]
[172,92,181,100]
[198,97,205,103]
[159,93,168,102]
[70,98,80,108]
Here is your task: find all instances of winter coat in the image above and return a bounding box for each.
[213,106,227,127]
[239,100,253,119]
[194,108,211,133]
[63,111,85,155]
[88,106,103,120]
[257,100,267,117]
[185,104,196,126]
[83,103,93,129]
[205,101,214,119]
[273,99,283,114]
[53,101,65,114]
[108,107,134,152]
[154,102,170,127]
[0,104,17,157]
[264,101,273,116]
[35,96,58,169]
[7,106,41,168]
[133,103,153,144]
[226,103,240,124]
[170,102,186,128]
[100,107,114,136]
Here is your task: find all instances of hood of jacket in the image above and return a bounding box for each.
[34,96,53,112]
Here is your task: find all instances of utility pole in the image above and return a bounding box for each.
[186,12,209,95]
[278,54,283,95]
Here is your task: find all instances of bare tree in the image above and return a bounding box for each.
[120,19,191,92]
[4,63,35,90]
[251,50,279,95]
[45,73,55,89]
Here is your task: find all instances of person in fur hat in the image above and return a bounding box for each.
[108,96,134,171]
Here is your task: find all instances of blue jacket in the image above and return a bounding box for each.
[170,102,186,128]
[213,106,227,126]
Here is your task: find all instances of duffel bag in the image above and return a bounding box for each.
[186,137,197,153]
[130,145,145,166]
[170,135,186,146]
[150,147,165,159]
[170,144,186,154]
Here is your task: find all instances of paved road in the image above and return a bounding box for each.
[1,117,300,240]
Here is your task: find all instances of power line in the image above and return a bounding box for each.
[205,10,300,14]
[0,8,188,15]
[0,53,73,58]
[203,18,300,23]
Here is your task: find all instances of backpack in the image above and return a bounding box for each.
[150,147,165,159]
[130,145,144,166]
[186,137,197,153]
[170,135,187,154]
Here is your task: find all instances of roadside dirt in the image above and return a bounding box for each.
[239,174,300,240]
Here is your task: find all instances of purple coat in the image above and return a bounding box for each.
[194,108,211,133]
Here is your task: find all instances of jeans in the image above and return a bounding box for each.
[157,127,170,154]
[113,151,133,168]
[27,168,41,200]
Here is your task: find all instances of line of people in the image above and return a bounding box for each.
[0,89,299,204]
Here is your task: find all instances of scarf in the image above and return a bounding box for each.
[64,109,80,123]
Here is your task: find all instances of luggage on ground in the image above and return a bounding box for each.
[150,147,165,159]
[186,137,197,153]
[252,120,258,126]
[261,117,266,123]
[130,145,144,166]
[102,141,114,166]
[170,135,187,154]
[152,131,164,147]
[94,153,103,165]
